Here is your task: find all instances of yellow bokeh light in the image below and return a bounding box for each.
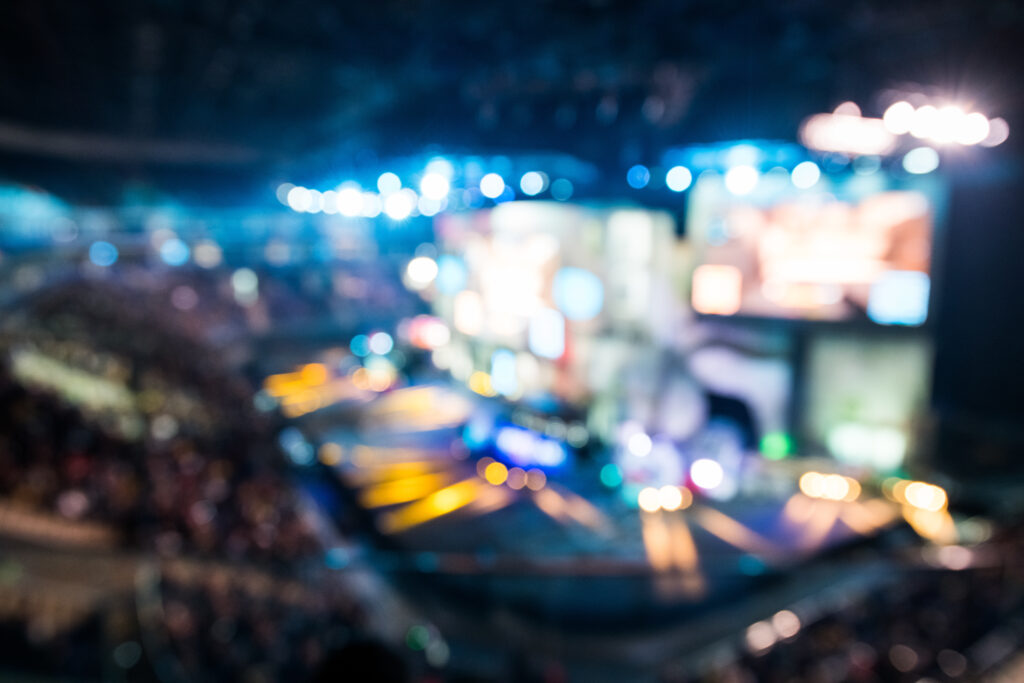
[821,474,850,501]
[318,442,343,466]
[360,472,452,508]
[799,472,860,502]
[351,367,371,390]
[484,461,509,486]
[368,370,394,392]
[638,486,661,513]
[658,485,684,511]
[904,481,947,512]
[468,371,496,397]
[798,472,824,498]
[300,363,329,385]
[378,478,480,533]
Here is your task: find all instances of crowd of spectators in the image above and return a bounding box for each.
[679,528,1024,682]
[0,347,322,565]
[143,560,375,682]
[0,262,428,680]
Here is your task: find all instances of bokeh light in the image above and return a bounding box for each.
[666,165,693,192]
[479,173,506,199]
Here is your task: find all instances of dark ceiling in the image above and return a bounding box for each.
[1,0,1023,203]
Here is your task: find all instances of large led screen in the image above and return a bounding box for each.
[687,171,940,325]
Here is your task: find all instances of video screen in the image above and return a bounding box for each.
[687,174,937,325]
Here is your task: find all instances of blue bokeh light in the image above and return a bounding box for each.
[435,255,467,294]
[89,241,118,267]
[627,164,651,189]
[553,267,604,321]
[159,238,190,266]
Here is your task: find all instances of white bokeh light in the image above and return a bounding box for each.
[520,171,546,196]
[791,161,821,189]
[690,458,724,489]
[377,172,402,195]
[286,186,311,212]
[883,101,915,134]
[480,173,506,199]
[384,189,417,220]
[336,187,363,216]
[420,172,450,200]
[724,165,759,195]
[902,147,940,174]
[406,256,438,289]
[666,165,693,192]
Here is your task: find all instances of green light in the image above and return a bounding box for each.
[760,432,791,460]
[405,625,430,651]
[600,463,623,488]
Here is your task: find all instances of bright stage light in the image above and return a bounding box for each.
[484,461,509,486]
[490,349,517,396]
[528,308,565,359]
[553,267,604,320]
[883,101,916,134]
[453,291,484,336]
[406,256,439,289]
[691,264,742,316]
[480,173,505,199]
[956,112,990,145]
[377,172,401,195]
[425,157,454,179]
[801,113,896,155]
[666,165,692,192]
[658,485,688,511]
[821,474,850,501]
[368,331,394,355]
[931,105,966,144]
[361,192,382,217]
[384,189,416,220]
[868,270,930,326]
[418,195,444,217]
[910,105,938,139]
[981,117,1010,147]
[799,472,823,498]
[690,458,724,490]
[724,165,759,195]
[337,187,363,216]
[638,487,661,512]
[904,481,947,511]
[790,161,821,189]
[902,147,940,175]
[321,190,338,214]
[306,189,323,213]
[420,172,450,200]
[286,186,311,212]
[627,432,653,457]
[520,171,546,196]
